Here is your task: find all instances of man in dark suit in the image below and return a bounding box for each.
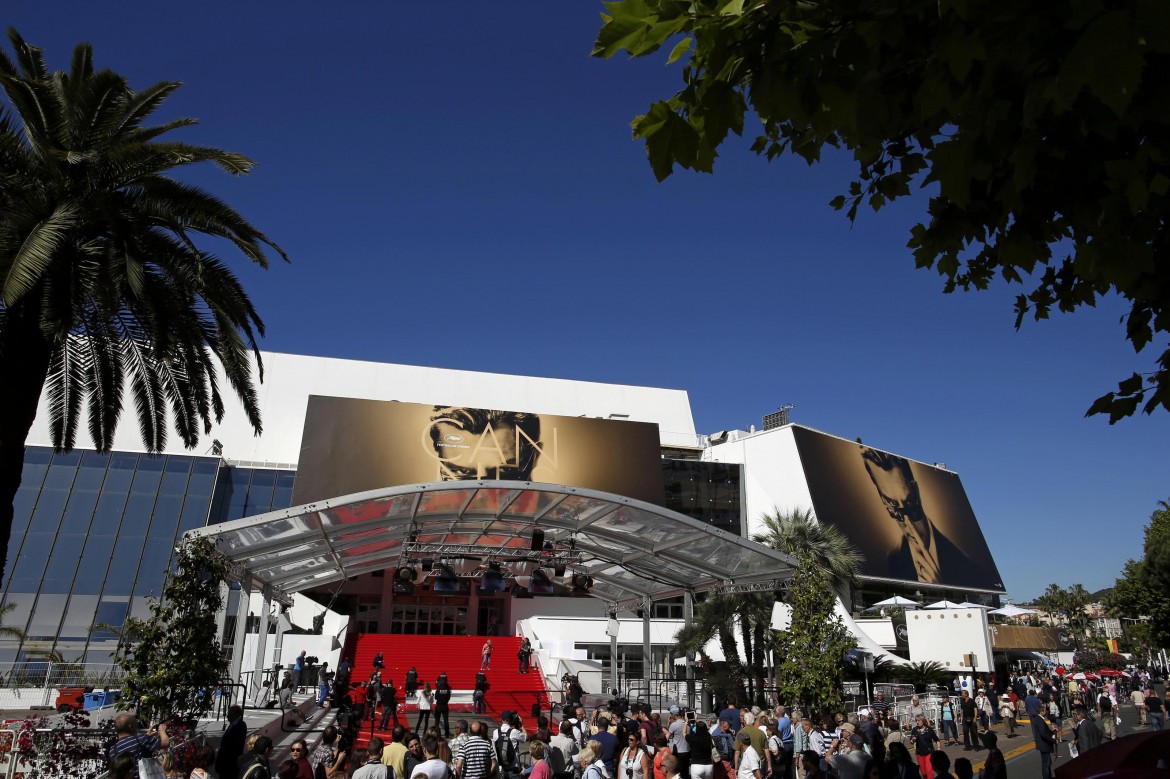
[1030,709,1056,779]
[1071,707,1103,754]
[216,704,247,779]
[862,447,977,584]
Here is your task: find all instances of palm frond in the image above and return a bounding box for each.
[1,202,78,305]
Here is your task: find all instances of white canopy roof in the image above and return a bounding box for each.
[187,480,796,606]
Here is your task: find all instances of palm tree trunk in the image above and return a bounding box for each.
[716,623,747,702]
[739,609,754,703]
[0,301,54,587]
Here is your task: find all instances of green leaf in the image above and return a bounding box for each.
[633,101,700,181]
[666,36,692,65]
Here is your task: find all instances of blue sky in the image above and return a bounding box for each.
[7,2,1168,602]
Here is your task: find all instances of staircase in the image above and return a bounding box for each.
[348,634,547,737]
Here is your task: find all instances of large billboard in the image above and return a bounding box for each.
[291,396,665,506]
[792,426,1004,591]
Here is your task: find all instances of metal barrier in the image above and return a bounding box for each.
[0,662,123,691]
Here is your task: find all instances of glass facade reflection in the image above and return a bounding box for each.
[0,447,295,664]
[661,459,743,534]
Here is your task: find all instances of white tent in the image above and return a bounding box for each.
[988,604,1038,617]
[872,595,920,609]
[924,599,964,609]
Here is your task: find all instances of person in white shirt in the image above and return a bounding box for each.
[736,733,761,779]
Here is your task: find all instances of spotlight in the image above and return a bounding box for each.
[571,573,593,594]
[395,566,417,583]
[529,568,553,595]
[530,529,545,551]
[433,564,461,593]
[480,561,506,592]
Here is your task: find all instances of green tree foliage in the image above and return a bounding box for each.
[755,507,859,709]
[1105,499,1170,647]
[672,593,751,701]
[0,29,286,583]
[593,1,1170,422]
[771,548,854,710]
[113,536,230,722]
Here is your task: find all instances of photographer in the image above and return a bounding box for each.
[620,729,652,779]
[684,721,714,779]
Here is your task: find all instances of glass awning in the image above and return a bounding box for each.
[186,480,796,605]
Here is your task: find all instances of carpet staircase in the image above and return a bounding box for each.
[348,634,547,741]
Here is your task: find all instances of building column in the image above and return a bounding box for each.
[250,587,272,704]
[642,597,652,691]
[229,583,251,690]
[684,590,695,710]
[609,613,619,696]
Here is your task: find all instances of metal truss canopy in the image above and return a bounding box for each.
[187,480,797,604]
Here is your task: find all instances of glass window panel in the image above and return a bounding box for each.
[130,455,164,492]
[23,447,54,465]
[104,536,145,591]
[30,488,69,531]
[46,534,86,579]
[73,536,116,594]
[74,451,111,491]
[91,599,129,638]
[464,488,515,515]
[272,484,294,511]
[43,452,80,490]
[417,490,474,516]
[19,462,49,492]
[11,484,41,535]
[60,490,99,533]
[178,496,212,533]
[122,493,158,533]
[148,494,183,539]
[26,593,68,639]
[502,490,563,518]
[136,537,175,596]
[159,460,192,495]
[10,532,54,583]
[229,469,252,490]
[102,452,139,493]
[1,592,35,634]
[92,490,130,533]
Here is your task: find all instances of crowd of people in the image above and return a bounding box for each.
[103,659,1168,779]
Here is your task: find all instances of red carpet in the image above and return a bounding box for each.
[347,634,547,742]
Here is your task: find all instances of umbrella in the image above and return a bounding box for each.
[1053,728,1170,779]
[1055,667,1067,676]
[872,595,920,609]
[989,604,1038,617]
[1070,672,1099,681]
[1097,668,1124,677]
[925,599,964,609]
[958,601,992,609]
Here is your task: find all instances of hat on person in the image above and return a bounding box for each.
[738,732,752,743]
[839,723,856,734]
[669,705,681,715]
[1001,694,1012,701]
[857,708,870,718]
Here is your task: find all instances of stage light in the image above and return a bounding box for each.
[529,568,553,595]
[530,529,545,551]
[395,566,417,583]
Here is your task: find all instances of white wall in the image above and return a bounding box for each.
[27,351,697,463]
[703,426,814,533]
[905,608,994,672]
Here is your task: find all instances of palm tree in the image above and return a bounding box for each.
[0,29,286,581]
[752,507,863,591]
[900,660,950,693]
[672,592,750,701]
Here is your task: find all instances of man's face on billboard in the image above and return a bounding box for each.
[863,456,919,522]
[431,417,521,479]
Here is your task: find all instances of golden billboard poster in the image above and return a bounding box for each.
[291,396,665,506]
[792,426,1004,591]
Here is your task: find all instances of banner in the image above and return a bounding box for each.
[291,396,664,505]
[792,427,1004,591]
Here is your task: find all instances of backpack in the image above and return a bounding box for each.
[495,728,518,769]
[1100,695,1113,713]
[549,746,571,779]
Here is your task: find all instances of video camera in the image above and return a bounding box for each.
[305,655,319,665]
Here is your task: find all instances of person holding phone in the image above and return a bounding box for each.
[685,721,714,779]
